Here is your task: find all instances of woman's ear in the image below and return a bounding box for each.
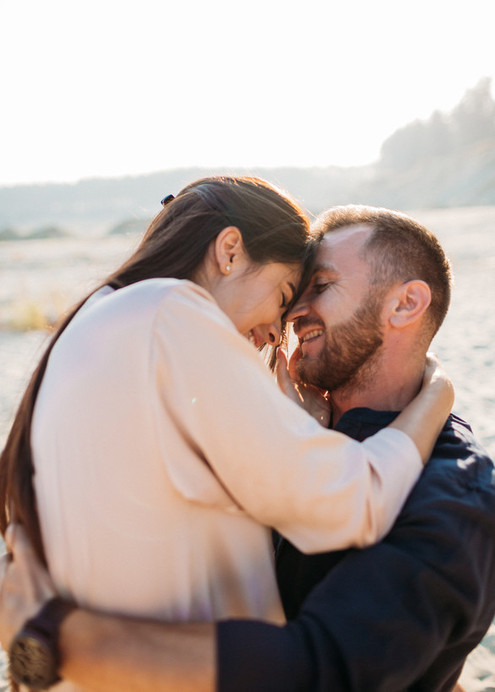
[387,280,432,328]
[214,227,244,275]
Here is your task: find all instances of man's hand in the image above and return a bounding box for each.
[0,523,57,651]
[276,348,331,428]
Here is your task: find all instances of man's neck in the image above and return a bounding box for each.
[329,359,425,426]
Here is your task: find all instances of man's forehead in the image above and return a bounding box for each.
[315,223,373,265]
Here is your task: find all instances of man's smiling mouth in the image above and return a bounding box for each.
[299,329,324,345]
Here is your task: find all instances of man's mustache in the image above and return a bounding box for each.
[292,317,326,337]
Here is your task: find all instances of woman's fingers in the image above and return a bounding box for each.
[0,548,24,648]
[0,551,12,595]
[423,353,455,405]
[275,349,331,427]
[11,524,56,601]
[275,349,301,404]
[0,524,58,649]
[288,348,302,382]
[6,523,33,571]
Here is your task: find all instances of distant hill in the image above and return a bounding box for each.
[0,165,377,236]
[352,138,495,209]
[1,79,494,238]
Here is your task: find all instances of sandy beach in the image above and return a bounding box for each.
[0,206,494,690]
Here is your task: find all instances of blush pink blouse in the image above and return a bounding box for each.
[32,279,421,629]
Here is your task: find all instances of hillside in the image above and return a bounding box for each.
[1,79,494,237]
[1,142,493,237]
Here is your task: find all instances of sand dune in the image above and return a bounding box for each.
[1,206,494,689]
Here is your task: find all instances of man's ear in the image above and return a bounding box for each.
[213,227,244,275]
[387,280,431,328]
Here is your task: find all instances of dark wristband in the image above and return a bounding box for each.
[9,597,77,690]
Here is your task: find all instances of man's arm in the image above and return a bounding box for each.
[0,521,480,692]
[2,430,494,691]
[60,611,215,692]
[217,438,495,691]
[0,526,214,692]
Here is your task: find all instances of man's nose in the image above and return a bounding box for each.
[286,296,311,323]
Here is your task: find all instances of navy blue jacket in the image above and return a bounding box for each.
[217,410,495,691]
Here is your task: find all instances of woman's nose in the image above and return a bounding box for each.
[265,323,281,346]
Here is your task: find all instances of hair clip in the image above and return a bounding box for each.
[161,194,175,207]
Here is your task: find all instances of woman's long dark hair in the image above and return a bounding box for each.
[0,176,315,563]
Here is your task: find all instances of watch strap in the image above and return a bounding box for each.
[9,597,77,689]
[24,597,77,640]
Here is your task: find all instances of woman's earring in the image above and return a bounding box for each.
[225,265,231,272]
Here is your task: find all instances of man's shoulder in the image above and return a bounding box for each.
[431,412,493,469]
[447,411,473,434]
[402,412,495,517]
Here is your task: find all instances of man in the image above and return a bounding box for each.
[1,206,495,691]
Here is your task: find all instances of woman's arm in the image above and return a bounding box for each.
[152,286,452,553]
[277,348,453,467]
[388,354,454,464]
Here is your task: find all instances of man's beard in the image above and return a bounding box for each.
[296,293,384,394]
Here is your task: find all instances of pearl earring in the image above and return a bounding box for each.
[226,265,231,272]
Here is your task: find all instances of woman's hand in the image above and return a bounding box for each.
[421,353,455,418]
[389,353,454,466]
[422,352,455,399]
[276,348,331,428]
[0,524,57,651]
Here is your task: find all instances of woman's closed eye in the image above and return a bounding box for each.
[280,283,296,311]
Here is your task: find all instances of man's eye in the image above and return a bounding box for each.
[313,282,332,294]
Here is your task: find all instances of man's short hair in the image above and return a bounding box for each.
[313,205,453,338]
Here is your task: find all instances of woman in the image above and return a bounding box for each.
[0,176,451,632]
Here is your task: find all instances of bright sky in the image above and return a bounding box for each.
[1,0,494,186]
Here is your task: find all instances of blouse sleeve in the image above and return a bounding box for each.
[150,282,422,554]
